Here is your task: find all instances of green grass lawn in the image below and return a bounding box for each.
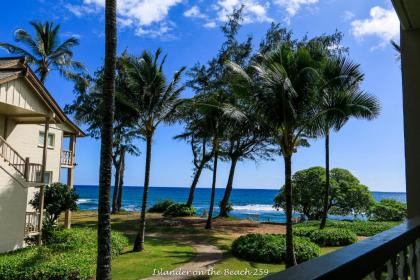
[67,212,394,280]
[112,237,195,280]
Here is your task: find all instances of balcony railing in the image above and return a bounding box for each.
[61,150,73,166]
[24,212,40,235]
[264,217,420,280]
[0,136,43,183]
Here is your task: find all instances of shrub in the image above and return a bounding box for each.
[0,228,128,280]
[148,200,175,213]
[294,227,357,246]
[295,220,401,236]
[163,203,196,217]
[30,182,79,224]
[231,234,320,264]
[369,199,407,221]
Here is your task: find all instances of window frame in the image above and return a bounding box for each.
[38,131,55,149]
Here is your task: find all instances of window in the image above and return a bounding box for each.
[36,171,52,184]
[38,132,55,148]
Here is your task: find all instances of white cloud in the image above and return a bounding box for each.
[184,5,207,19]
[351,6,399,48]
[273,0,318,19]
[204,21,217,28]
[343,11,355,21]
[214,0,273,24]
[66,0,182,37]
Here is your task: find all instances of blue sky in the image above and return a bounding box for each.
[0,0,404,191]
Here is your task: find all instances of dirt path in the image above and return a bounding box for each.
[142,233,224,280]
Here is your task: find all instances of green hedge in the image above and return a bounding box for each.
[295,220,400,236]
[0,228,128,280]
[163,203,196,217]
[369,199,407,222]
[294,227,357,246]
[148,200,175,213]
[231,234,320,264]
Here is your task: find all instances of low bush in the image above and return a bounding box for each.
[148,200,175,213]
[369,199,407,222]
[0,227,128,280]
[295,220,401,236]
[294,227,357,246]
[163,203,196,217]
[231,233,320,264]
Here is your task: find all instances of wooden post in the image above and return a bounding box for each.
[38,118,49,245]
[24,157,30,181]
[401,27,420,219]
[64,135,76,229]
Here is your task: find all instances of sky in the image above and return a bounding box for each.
[0,0,405,192]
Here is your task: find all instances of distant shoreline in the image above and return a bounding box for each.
[74,184,406,194]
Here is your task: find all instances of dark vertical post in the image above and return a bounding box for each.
[64,135,76,229]
[401,27,420,218]
[38,118,49,245]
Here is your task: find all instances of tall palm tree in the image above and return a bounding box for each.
[190,92,233,230]
[228,44,321,267]
[96,0,116,279]
[315,57,380,229]
[127,49,186,251]
[0,21,85,83]
[175,110,213,208]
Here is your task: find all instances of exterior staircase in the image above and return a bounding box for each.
[0,136,43,183]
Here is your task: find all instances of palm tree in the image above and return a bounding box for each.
[228,44,321,267]
[190,92,232,230]
[96,0,116,278]
[127,49,186,251]
[0,21,85,83]
[175,110,213,207]
[391,40,401,61]
[315,57,380,229]
[218,95,273,217]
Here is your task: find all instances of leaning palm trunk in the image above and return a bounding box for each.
[205,139,219,230]
[111,157,121,214]
[320,131,330,229]
[219,157,238,217]
[133,133,152,251]
[284,154,297,267]
[117,149,125,212]
[186,161,205,207]
[96,0,116,278]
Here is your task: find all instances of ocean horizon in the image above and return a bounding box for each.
[75,185,406,223]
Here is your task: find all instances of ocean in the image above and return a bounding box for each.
[75,185,406,223]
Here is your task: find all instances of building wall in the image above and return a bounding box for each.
[0,158,29,253]
[0,78,49,114]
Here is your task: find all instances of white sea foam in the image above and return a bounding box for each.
[233,204,280,212]
[77,198,95,204]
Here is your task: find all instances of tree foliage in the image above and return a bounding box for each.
[369,199,407,221]
[274,167,375,219]
[30,183,79,224]
[0,21,85,83]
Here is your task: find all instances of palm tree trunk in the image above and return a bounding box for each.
[133,133,152,251]
[320,132,330,229]
[96,0,116,279]
[111,157,120,214]
[205,141,219,230]
[219,157,238,217]
[284,154,297,268]
[186,161,205,207]
[117,150,125,212]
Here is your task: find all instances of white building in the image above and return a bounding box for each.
[0,57,85,253]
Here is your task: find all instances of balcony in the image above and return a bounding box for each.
[61,150,74,166]
[24,212,40,236]
[265,217,420,280]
